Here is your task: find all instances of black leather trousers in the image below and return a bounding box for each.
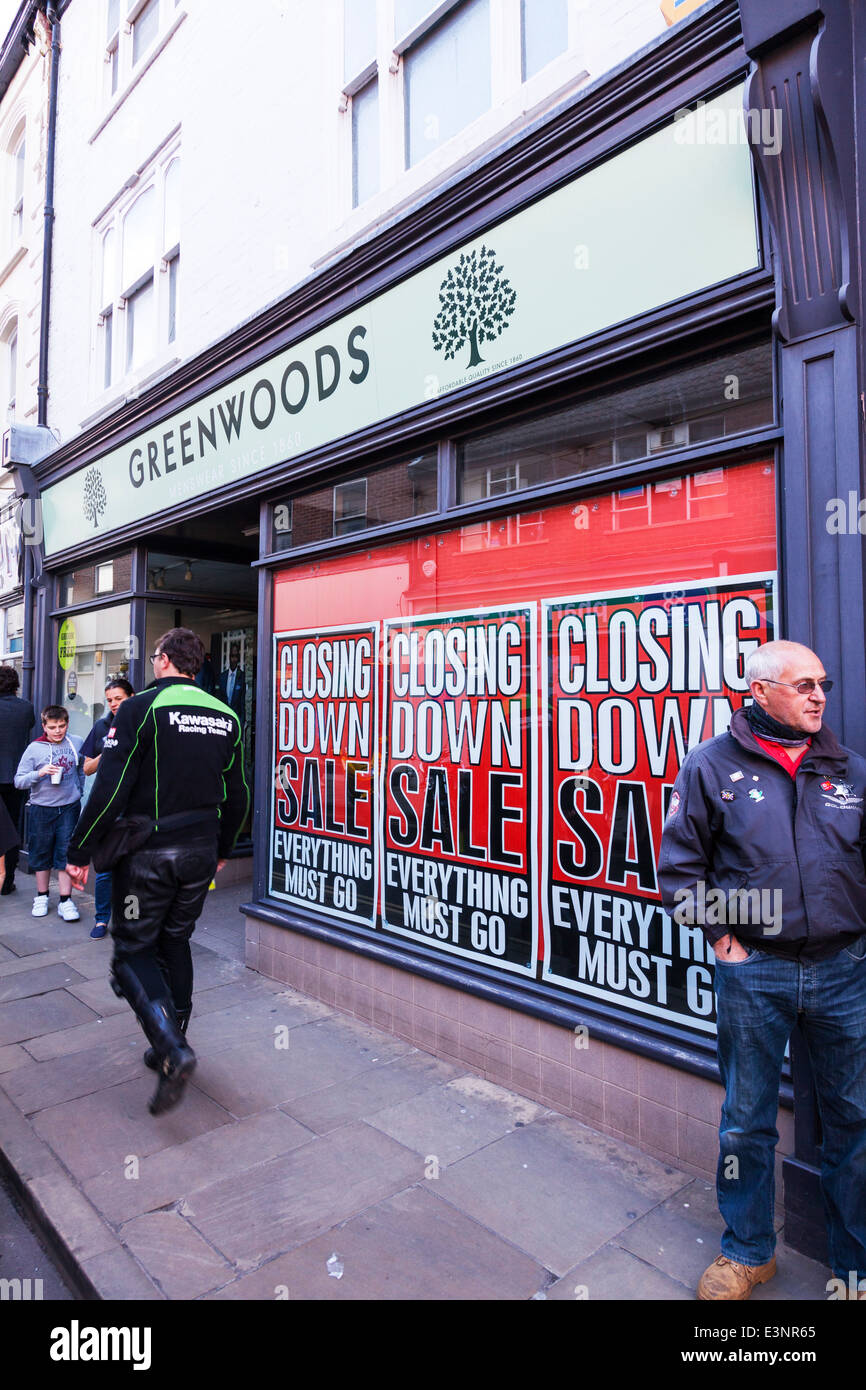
[110,837,219,1015]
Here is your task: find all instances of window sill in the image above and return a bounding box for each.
[89,9,187,145]
[81,353,181,430]
[0,242,27,290]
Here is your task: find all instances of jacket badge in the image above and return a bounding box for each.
[729,771,744,782]
[749,789,764,802]
[721,790,734,801]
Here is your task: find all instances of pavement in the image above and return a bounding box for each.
[0,873,835,1302]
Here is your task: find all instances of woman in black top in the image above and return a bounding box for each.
[80,678,134,937]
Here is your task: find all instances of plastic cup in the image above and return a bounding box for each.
[50,769,62,785]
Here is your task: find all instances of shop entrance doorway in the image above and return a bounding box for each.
[143,499,259,847]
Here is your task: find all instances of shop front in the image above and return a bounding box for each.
[29,0,863,1238]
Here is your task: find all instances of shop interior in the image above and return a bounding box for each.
[55,496,259,847]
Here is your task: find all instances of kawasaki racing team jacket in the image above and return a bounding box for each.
[657,706,866,960]
[68,676,249,866]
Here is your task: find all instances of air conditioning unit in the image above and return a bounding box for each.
[647,423,689,453]
[2,424,57,468]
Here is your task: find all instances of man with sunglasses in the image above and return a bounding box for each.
[65,629,249,1115]
[659,639,866,1300]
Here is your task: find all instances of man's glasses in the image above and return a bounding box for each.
[762,677,833,695]
[150,651,163,663]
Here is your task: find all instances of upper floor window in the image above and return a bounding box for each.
[103,0,181,103]
[96,150,180,392]
[344,0,379,208]
[2,320,18,422]
[402,0,490,168]
[9,131,24,244]
[521,0,569,80]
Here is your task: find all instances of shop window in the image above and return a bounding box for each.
[403,0,491,168]
[269,457,777,1038]
[458,342,773,502]
[95,149,180,394]
[272,451,438,552]
[58,553,134,609]
[95,561,114,594]
[145,552,257,602]
[334,478,368,536]
[55,602,133,743]
[521,0,569,80]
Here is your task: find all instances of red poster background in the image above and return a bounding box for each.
[272,458,777,994]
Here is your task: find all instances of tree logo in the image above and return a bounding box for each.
[432,245,517,370]
[82,467,107,529]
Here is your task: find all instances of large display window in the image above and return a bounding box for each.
[270,456,776,1036]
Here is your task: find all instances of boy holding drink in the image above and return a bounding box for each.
[15,705,84,919]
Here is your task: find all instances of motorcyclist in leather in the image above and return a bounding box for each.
[66,628,249,1114]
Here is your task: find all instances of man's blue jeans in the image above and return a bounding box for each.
[94,871,113,926]
[714,934,866,1280]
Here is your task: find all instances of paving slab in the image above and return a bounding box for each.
[83,1109,315,1225]
[182,991,335,1059]
[180,1122,421,1267]
[119,1209,235,1299]
[31,1074,235,1181]
[184,973,290,1017]
[208,1185,547,1300]
[23,1008,141,1062]
[63,976,129,1016]
[614,1176,724,1287]
[27,1169,117,1264]
[0,1042,34,1073]
[80,1246,166,1301]
[546,1243,694,1300]
[54,942,115,981]
[366,1074,546,1166]
[284,1049,461,1135]
[749,1242,833,1301]
[2,1033,151,1114]
[0,1088,67,1183]
[0,916,97,956]
[191,1014,415,1117]
[0,989,98,1048]
[435,1112,689,1277]
[0,962,87,1004]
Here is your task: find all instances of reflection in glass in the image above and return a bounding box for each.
[273,451,438,552]
[459,343,773,503]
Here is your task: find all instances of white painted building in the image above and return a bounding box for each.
[45,0,676,445]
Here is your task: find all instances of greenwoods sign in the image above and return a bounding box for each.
[41,87,758,557]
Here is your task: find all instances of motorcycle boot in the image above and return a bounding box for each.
[111,960,196,1114]
[144,1007,190,1071]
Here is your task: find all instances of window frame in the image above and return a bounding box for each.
[93,142,180,400]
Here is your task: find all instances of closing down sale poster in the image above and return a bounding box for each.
[271,625,378,926]
[542,575,776,1033]
[381,606,537,975]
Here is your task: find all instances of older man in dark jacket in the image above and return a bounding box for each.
[659,639,866,1301]
[0,665,36,895]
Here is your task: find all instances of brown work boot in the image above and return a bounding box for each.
[698,1254,776,1300]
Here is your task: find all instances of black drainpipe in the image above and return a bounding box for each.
[36,0,60,427]
[21,1,60,704]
